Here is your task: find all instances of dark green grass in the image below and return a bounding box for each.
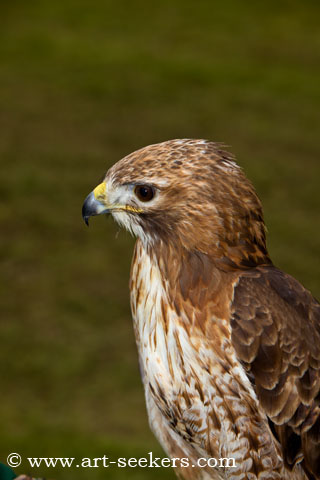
[0,1,319,478]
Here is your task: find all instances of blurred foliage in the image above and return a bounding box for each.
[0,0,319,478]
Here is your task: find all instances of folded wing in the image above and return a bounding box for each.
[231,266,320,479]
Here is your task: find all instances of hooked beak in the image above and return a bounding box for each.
[82,182,109,226]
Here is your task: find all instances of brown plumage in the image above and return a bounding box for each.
[82,139,320,479]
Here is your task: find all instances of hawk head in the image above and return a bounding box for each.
[82,139,271,269]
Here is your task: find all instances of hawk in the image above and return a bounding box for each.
[82,139,320,479]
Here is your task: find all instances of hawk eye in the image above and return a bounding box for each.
[134,185,155,202]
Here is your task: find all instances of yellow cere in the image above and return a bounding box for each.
[93,182,107,200]
[93,182,142,213]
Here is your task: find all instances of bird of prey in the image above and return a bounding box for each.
[82,139,320,479]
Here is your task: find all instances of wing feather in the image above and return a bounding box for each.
[231,266,320,479]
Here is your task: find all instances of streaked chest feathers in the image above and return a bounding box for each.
[130,241,266,460]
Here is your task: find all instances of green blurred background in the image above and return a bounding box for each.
[1,1,319,478]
